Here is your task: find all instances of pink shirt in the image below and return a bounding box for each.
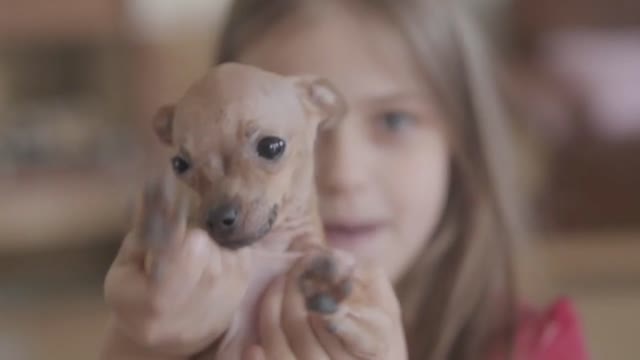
[513,298,589,360]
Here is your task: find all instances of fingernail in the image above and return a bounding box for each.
[306,293,338,314]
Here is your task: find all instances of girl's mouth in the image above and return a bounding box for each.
[323,222,386,249]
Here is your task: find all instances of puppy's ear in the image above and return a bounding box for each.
[294,76,346,130]
[152,105,175,146]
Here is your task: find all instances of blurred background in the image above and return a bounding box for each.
[0,0,638,359]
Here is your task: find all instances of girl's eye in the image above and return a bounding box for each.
[380,111,417,132]
[257,136,286,160]
[171,155,191,174]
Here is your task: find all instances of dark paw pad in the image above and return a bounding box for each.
[306,293,339,314]
[298,254,354,314]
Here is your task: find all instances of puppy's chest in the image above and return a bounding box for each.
[209,248,302,359]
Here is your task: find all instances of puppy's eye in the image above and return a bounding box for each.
[257,136,286,160]
[171,155,191,174]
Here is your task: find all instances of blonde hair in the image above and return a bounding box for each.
[214,1,525,359]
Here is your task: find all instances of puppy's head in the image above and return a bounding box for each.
[152,63,345,249]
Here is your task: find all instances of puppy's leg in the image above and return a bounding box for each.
[135,170,189,280]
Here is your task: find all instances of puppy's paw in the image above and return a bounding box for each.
[136,171,189,278]
[138,173,187,244]
[300,260,404,360]
[298,252,355,315]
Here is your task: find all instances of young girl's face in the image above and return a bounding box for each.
[240,5,449,281]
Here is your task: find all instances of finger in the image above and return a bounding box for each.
[282,255,331,360]
[243,345,266,360]
[175,241,251,340]
[159,228,224,309]
[150,230,250,350]
[310,311,352,360]
[258,276,296,360]
[104,255,152,314]
[105,229,216,313]
[311,306,392,359]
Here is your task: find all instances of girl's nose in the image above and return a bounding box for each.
[316,120,370,195]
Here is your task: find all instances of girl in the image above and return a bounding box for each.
[216,0,589,359]
[101,0,589,359]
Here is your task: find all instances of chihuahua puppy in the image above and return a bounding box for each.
[137,63,358,359]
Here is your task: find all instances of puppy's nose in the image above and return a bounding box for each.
[207,204,239,233]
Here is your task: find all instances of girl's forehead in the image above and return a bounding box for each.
[239,7,426,102]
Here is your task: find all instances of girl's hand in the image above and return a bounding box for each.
[245,250,407,360]
[100,173,250,359]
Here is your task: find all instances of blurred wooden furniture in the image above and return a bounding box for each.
[0,0,123,42]
[0,0,234,253]
[0,0,139,251]
[511,0,640,233]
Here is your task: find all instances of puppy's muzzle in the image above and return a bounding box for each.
[204,201,279,250]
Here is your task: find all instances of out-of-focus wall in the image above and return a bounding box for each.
[0,0,232,253]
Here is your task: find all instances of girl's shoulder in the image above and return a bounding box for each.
[513,297,590,360]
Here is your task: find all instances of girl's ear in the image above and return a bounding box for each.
[152,105,176,146]
[293,75,347,130]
